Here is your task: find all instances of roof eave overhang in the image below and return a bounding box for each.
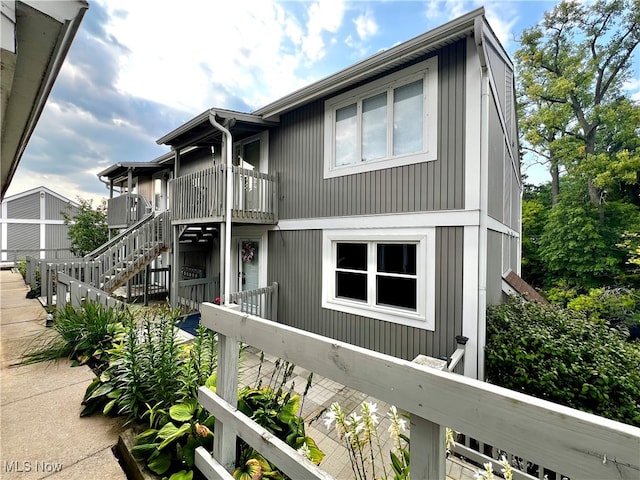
[0,0,88,200]
[252,7,483,120]
[156,108,279,147]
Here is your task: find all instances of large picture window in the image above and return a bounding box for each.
[322,228,435,329]
[324,57,438,178]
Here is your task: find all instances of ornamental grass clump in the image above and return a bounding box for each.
[20,302,128,371]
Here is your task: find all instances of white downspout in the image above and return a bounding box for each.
[209,113,233,305]
[475,18,489,381]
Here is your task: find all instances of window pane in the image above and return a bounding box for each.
[362,92,387,161]
[377,276,417,310]
[393,80,423,155]
[337,243,367,270]
[337,272,367,301]
[335,104,358,166]
[377,244,416,275]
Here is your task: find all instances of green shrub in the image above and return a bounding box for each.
[486,298,640,426]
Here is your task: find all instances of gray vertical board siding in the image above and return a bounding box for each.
[7,192,39,219]
[7,223,39,250]
[137,176,154,205]
[45,193,73,220]
[486,230,503,305]
[487,96,504,221]
[180,148,215,176]
[267,227,463,361]
[271,42,466,220]
[503,140,512,228]
[45,224,71,250]
[486,43,507,130]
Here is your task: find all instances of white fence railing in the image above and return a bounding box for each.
[56,273,125,310]
[229,282,278,321]
[195,304,640,480]
[170,165,277,224]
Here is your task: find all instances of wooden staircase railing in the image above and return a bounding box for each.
[97,211,171,293]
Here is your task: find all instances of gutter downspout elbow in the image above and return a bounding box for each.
[474,16,490,381]
[209,113,234,306]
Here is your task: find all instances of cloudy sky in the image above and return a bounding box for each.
[7,0,640,204]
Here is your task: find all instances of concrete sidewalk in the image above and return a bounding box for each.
[0,269,126,479]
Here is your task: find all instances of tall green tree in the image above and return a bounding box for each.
[516,0,640,206]
[63,198,109,257]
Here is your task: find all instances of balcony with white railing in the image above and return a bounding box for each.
[170,165,278,225]
[107,193,152,229]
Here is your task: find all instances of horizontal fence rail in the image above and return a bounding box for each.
[196,304,640,480]
[178,278,218,313]
[229,282,278,321]
[56,273,125,310]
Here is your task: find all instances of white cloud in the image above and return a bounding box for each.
[623,77,640,102]
[425,0,467,21]
[96,0,321,113]
[301,0,346,62]
[354,10,378,41]
[483,2,518,50]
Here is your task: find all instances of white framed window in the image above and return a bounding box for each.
[324,57,438,179]
[322,228,435,330]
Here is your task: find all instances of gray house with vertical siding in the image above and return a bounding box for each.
[1,186,79,263]
[98,8,520,380]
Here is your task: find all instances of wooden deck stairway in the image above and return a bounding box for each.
[88,210,170,293]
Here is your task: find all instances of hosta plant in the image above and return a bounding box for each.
[132,397,215,478]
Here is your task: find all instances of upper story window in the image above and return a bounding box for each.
[324,57,438,179]
[322,227,435,330]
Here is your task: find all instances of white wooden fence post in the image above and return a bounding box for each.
[411,355,447,479]
[56,280,68,310]
[213,304,241,472]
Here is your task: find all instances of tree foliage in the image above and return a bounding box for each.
[516,0,640,205]
[62,198,109,257]
[517,0,640,290]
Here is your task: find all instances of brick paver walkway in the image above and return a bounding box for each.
[239,345,480,480]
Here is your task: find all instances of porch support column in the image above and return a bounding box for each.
[171,148,181,309]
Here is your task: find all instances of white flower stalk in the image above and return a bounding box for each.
[297,443,312,461]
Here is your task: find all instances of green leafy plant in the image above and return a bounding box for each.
[486,297,640,426]
[132,398,215,477]
[81,304,217,422]
[21,302,127,371]
[237,357,324,467]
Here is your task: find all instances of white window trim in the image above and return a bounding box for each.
[322,227,435,330]
[324,57,438,179]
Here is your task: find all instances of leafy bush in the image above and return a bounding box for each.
[21,302,127,370]
[81,305,217,422]
[132,397,215,478]
[486,298,640,426]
